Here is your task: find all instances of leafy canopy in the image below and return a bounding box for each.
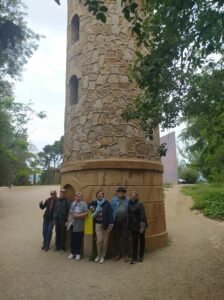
[0,0,42,185]
[0,0,40,80]
[38,136,64,184]
[0,98,46,186]
[38,136,64,170]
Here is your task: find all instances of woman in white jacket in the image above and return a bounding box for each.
[67,192,88,260]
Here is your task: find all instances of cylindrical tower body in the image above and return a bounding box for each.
[61,0,167,251]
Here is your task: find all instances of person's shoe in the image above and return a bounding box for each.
[138,256,144,262]
[41,245,45,250]
[124,255,129,262]
[44,247,49,251]
[94,256,100,263]
[75,254,81,261]
[99,257,105,264]
[113,255,121,261]
[68,254,74,259]
[130,259,137,264]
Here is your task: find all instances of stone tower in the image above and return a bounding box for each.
[61,0,167,251]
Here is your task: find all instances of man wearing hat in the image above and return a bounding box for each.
[53,188,69,252]
[111,186,129,261]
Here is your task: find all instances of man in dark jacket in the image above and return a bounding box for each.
[54,188,69,252]
[89,191,113,263]
[39,190,57,251]
[128,191,148,264]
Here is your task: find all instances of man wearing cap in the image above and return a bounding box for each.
[53,188,69,252]
[111,186,129,261]
[39,190,57,251]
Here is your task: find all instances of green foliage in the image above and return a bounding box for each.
[121,0,224,138]
[0,97,45,186]
[179,67,224,183]
[179,164,198,184]
[83,0,108,23]
[38,136,64,185]
[159,142,167,157]
[13,166,32,186]
[0,0,40,80]
[55,0,108,23]
[0,1,41,186]
[38,136,64,170]
[182,185,224,220]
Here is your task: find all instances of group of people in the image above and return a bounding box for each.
[39,186,148,264]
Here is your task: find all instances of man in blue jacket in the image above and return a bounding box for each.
[111,186,129,262]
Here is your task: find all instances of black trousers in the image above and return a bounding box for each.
[113,221,129,256]
[71,231,84,255]
[131,230,145,260]
[55,219,66,250]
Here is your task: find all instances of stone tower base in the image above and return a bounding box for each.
[61,159,167,254]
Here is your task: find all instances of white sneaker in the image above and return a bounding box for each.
[68,254,74,259]
[99,257,105,264]
[75,254,81,261]
[94,256,100,262]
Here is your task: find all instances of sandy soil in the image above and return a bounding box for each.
[0,185,223,300]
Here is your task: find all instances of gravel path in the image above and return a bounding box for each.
[0,185,223,300]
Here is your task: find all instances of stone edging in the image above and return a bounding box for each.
[61,159,163,173]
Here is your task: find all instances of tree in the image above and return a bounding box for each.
[0,0,40,81]
[178,66,224,182]
[55,0,224,140]
[178,163,198,184]
[0,97,46,186]
[0,1,42,186]
[38,136,64,184]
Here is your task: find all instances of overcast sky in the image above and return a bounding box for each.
[15,0,67,152]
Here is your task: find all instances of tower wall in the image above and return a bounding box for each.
[62,0,167,253]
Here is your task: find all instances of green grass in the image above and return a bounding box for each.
[181,184,224,220]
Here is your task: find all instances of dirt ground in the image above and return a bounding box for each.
[0,185,223,300]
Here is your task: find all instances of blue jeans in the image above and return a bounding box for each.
[42,220,54,249]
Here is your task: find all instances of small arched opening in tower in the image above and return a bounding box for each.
[69,75,79,105]
[71,14,80,44]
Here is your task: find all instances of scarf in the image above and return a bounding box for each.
[92,198,105,219]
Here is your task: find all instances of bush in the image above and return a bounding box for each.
[180,167,198,184]
[182,184,224,220]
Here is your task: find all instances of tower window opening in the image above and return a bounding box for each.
[69,75,79,105]
[71,14,80,44]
